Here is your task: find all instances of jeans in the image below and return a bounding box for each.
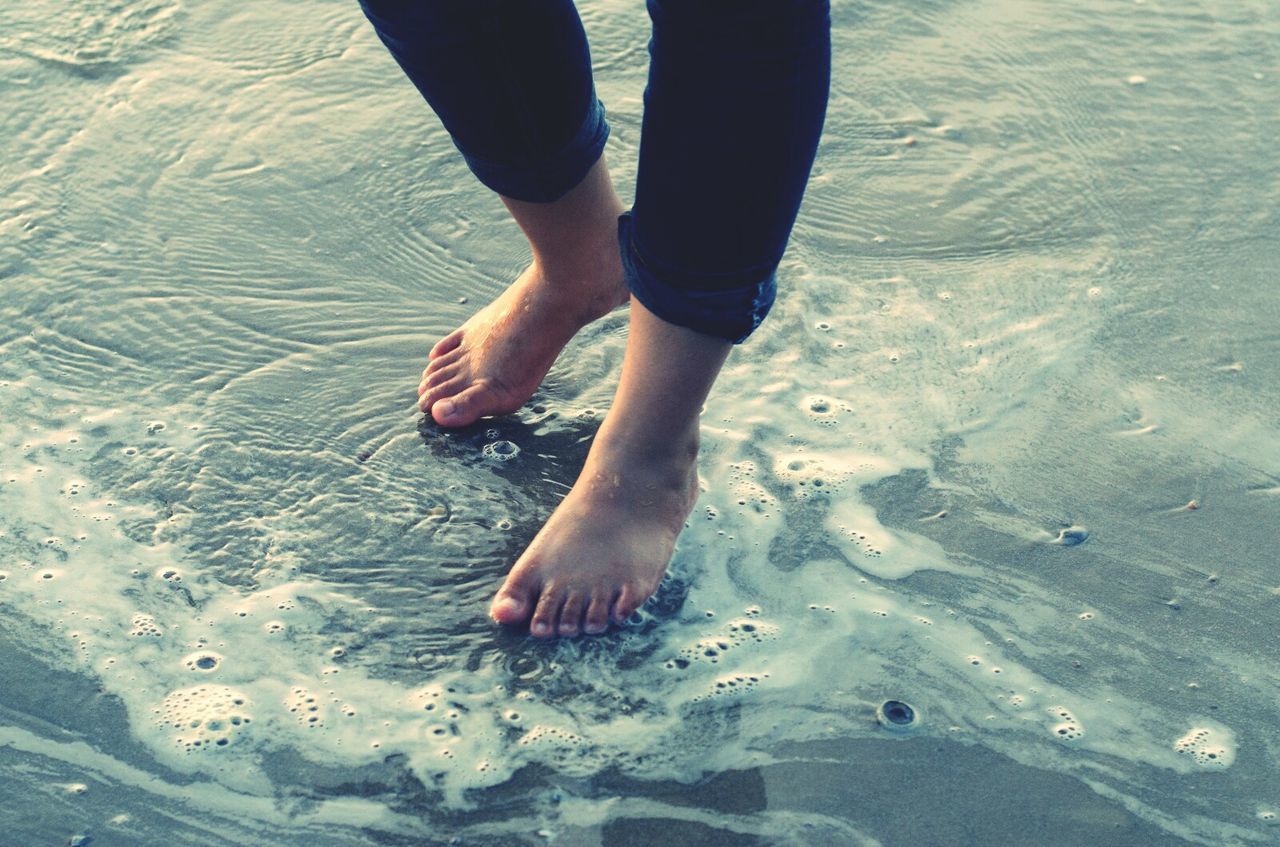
[358,0,830,343]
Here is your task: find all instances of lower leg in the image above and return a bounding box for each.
[488,0,830,636]
[417,156,630,426]
[491,298,731,636]
[360,0,624,424]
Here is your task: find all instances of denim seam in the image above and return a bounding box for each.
[619,212,775,344]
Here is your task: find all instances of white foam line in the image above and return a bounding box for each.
[0,723,429,839]
[1079,775,1270,846]
[546,793,885,847]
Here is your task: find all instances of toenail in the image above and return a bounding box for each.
[490,597,520,620]
[438,399,457,418]
[531,621,550,636]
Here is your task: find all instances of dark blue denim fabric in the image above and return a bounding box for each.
[358,0,830,342]
[358,0,608,203]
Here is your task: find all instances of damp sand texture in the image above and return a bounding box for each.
[2,0,1279,845]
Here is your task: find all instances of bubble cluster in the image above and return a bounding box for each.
[670,617,780,667]
[482,440,519,462]
[412,684,447,713]
[836,524,885,558]
[183,651,222,672]
[517,725,583,749]
[692,671,771,702]
[130,614,163,637]
[1048,706,1086,741]
[286,686,324,728]
[773,453,852,500]
[726,462,778,515]
[802,395,847,427]
[1173,726,1235,769]
[154,685,252,752]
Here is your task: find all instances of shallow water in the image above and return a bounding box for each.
[2,0,1279,844]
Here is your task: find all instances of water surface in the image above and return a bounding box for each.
[2,0,1278,844]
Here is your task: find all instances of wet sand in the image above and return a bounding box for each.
[2,0,1279,844]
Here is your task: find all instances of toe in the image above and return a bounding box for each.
[419,378,466,413]
[432,383,488,427]
[529,588,564,639]
[490,571,539,626]
[584,592,612,634]
[419,362,461,397]
[429,329,463,360]
[424,361,462,389]
[557,592,587,637]
[611,584,646,624]
[423,349,464,385]
[419,372,465,406]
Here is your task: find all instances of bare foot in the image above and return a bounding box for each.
[489,428,701,637]
[488,299,732,638]
[418,157,629,427]
[417,259,627,426]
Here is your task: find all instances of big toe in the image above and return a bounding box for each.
[490,591,532,626]
[490,570,539,626]
[432,384,489,427]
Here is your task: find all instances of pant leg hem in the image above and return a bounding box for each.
[460,96,610,203]
[618,212,776,344]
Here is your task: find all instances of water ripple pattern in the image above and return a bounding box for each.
[1,0,1279,845]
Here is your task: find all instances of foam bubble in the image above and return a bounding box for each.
[692,671,771,702]
[773,452,854,500]
[1173,725,1235,769]
[876,699,920,733]
[517,725,584,749]
[285,687,325,728]
[183,651,222,672]
[154,685,253,752]
[129,614,163,639]
[671,617,781,667]
[726,461,778,515]
[482,440,519,462]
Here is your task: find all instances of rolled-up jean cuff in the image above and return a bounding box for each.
[458,97,610,203]
[618,212,777,344]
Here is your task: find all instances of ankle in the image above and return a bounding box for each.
[528,239,628,319]
[532,218,623,279]
[590,417,700,481]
